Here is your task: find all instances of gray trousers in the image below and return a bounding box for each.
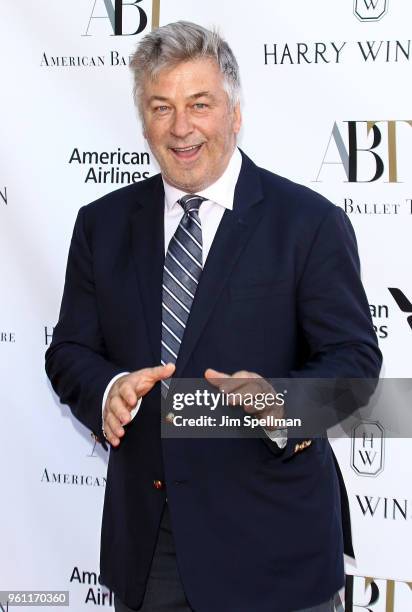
[114,506,339,612]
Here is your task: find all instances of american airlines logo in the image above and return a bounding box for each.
[351,421,385,477]
[0,186,7,206]
[389,288,412,331]
[354,0,389,22]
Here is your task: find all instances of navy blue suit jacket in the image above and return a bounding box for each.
[46,151,381,611]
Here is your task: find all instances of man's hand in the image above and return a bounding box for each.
[103,363,175,446]
[204,368,284,431]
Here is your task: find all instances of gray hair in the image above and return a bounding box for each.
[130,21,241,115]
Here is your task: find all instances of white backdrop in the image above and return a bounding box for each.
[1,1,411,610]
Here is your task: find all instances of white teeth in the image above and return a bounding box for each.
[173,145,200,152]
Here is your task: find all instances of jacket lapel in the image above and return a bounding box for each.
[130,175,165,364]
[174,152,265,377]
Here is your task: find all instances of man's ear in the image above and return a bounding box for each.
[233,102,242,135]
[140,115,147,139]
[138,104,147,138]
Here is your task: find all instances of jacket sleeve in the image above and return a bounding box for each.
[265,206,382,460]
[292,206,381,380]
[45,206,126,449]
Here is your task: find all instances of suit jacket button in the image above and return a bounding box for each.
[153,480,164,490]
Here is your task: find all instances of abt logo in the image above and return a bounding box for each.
[84,0,160,36]
[354,0,389,22]
[315,120,412,183]
[351,421,384,477]
[345,575,412,611]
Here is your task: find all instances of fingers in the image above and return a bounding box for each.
[105,411,125,446]
[204,368,230,384]
[115,364,175,406]
[118,381,138,408]
[205,368,229,378]
[103,423,120,447]
[228,371,272,398]
[133,363,176,396]
[103,363,176,447]
[205,368,258,394]
[103,395,129,447]
[145,362,176,382]
[204,368,276,414]
[108,394,132,425]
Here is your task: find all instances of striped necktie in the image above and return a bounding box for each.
[161,194,206,394]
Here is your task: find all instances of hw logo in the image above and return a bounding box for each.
[315,120,412,183]
[84,0,160,36]
[354,0,389,22]
[389,288,412,330]
[351,421,384,477]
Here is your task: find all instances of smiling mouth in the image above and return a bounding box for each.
[169,143,204,160]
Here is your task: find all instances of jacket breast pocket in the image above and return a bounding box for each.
[229,279,292,301]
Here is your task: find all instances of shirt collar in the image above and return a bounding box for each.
[163,147,242,212]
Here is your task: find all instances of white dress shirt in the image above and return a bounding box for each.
[102,148,286,447]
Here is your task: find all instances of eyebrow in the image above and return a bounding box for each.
[147,91,216,104]
[189,91,214,100]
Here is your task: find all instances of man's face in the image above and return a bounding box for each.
[141,57,241,193]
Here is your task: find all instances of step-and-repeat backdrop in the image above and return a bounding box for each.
[1,1,411,610]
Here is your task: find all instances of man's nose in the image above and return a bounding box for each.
[170,109,193,138]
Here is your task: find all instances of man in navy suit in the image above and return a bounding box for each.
[46,21,381,612]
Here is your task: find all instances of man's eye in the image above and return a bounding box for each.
[194,103,207,110]
[155,105,169,113]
